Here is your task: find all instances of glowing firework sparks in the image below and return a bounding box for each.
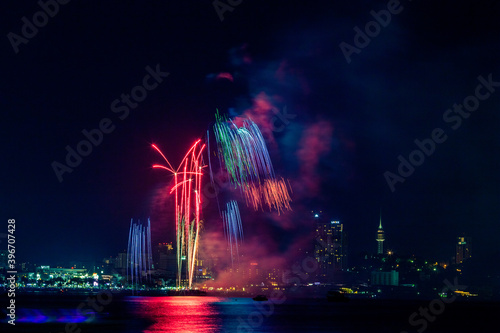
[212,111,292,213]
[127,218,153,291]
[222,200,243,265]
[151,111,292,283]
[152,141,205,289]
[243,177,292,213]
[213,112,275,186]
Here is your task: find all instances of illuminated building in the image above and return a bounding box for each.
[157,242,174,255]
[313,212,346,280]
[36,266,88,281]
[114,252,128,269]
[371,270,399,286]
[155,242,176,280]
[195,258,212,281]
[159,253,176,271]
[247,262,261,283]
[455,236,471,264]
[376,212,385,255]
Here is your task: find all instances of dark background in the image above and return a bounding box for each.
[1,0,499,269]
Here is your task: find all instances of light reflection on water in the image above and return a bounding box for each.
[15,308,87,323]
[127,296,228,333]
[6,296,488,333]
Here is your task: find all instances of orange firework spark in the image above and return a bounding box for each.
[243,178,292,214]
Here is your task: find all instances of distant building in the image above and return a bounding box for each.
[0,250,7,269]
[376,213,385,255]
[99,257,115,275]
[314,212,346,280]
[155,242,173,266]
[115,252,128,269]
[159,253,176,274]
[157,242,174,255]
[155,242,176,280]
[20,262,36,272]
[247,262,261,283]
[371,270,399,286]
[266,267,282,287]
[195,258,212,281]
[69,260,96,271]
[455,236,471,264]
[36,266,88,281]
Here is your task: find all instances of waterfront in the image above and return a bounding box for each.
[4,294,499,332]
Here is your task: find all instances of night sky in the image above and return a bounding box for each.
[2,0,500,269]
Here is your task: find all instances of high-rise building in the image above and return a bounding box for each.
[155,242,176,279]
[455,236,471,264]
[114,252,128,269]
[376,213,385,255]
[314,212,346,279]
[371,270,399,286]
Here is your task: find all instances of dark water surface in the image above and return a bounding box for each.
[3,295,499,332]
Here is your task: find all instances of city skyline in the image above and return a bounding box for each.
[0,206,478,273]
[2,211,472,276]
[0,219,479,295]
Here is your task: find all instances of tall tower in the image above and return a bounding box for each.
[376,212,385,255]
[455,236,471,264]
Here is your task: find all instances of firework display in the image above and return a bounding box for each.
[222,200,244,266]
[127,218,153,289]
[212,112,292,213]
[152,140,205,289]
[152,111,291,288]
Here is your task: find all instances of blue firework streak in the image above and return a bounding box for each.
[127,218,153,291]
[222,200,244,265]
